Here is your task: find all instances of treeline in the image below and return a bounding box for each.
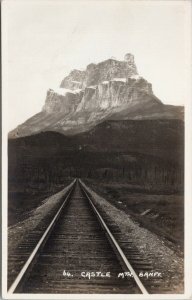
[8,151,183,193]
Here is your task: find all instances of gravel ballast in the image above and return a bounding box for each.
[81,180,184,294]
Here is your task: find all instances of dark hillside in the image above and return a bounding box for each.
[8,119,184,226]
[9,119,184,187]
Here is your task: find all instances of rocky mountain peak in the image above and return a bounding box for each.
[9,53,183,138]
[124,53,135,63]
[60,53,138,90]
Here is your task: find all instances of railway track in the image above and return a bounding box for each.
[8,179,153,294]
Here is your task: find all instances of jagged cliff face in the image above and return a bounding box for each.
[42,53,160,129]
[9,53,183,138]
[44,53,143,114]
[60,53,138,89]
[43,88,84,114]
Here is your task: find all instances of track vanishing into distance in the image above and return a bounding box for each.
[8,179,165,294]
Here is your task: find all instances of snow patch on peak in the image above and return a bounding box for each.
[71,80,81,84]
[130,75,141,80]
[111,78,126,83]
[50,87,82,96]
[53,88,72,96]
[73,89,83,94]
[87,86,97,89]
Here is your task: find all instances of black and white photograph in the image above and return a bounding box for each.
[1,0,192,298]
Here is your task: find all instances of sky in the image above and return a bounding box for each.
[2,0,191,131]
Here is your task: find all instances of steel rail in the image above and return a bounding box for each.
[79,179,149,295]
[8,180,76,294]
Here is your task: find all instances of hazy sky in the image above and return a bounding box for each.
[3,0,191,131]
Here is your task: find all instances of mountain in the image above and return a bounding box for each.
[9,53,184,138]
